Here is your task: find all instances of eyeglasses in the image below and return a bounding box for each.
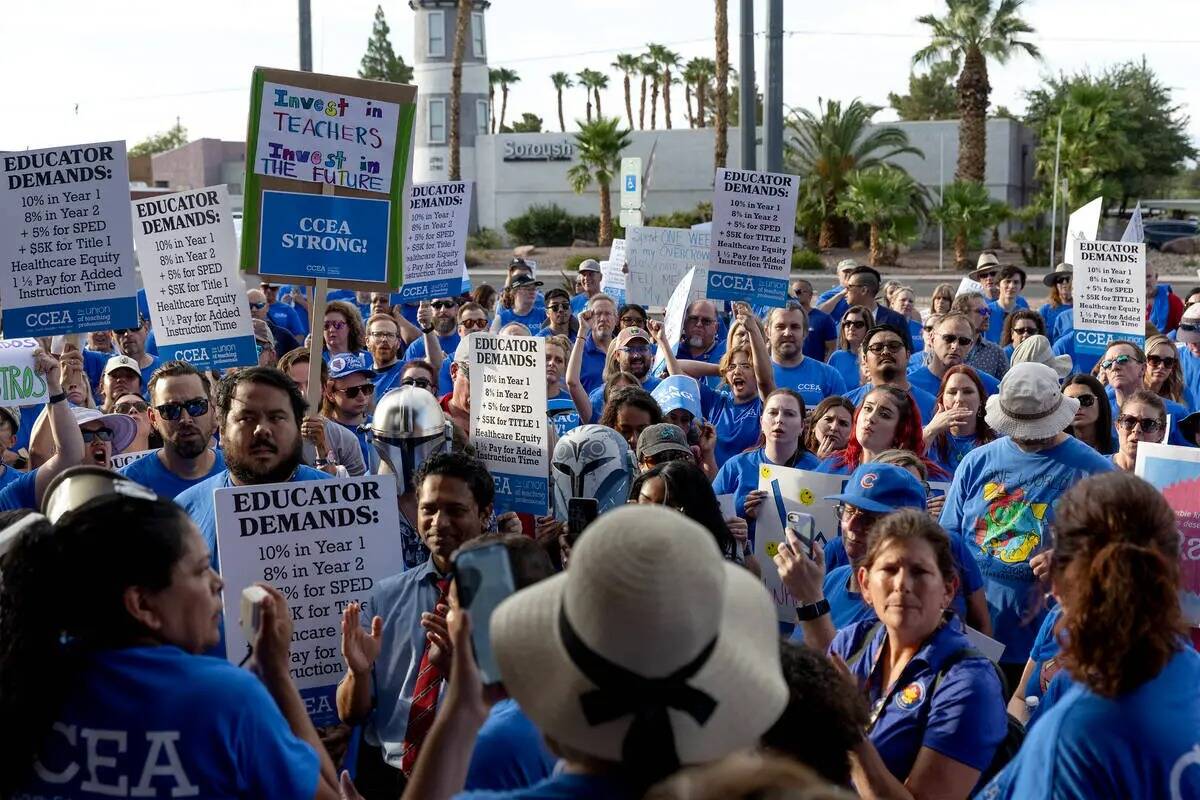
[249,302,267,310]
[686,315,717,327]
[1180,323,1200,333]
[154,397,210,421]
[460,317,488,330]
[255,341,272,355]
[368,331,398,340]
[846,283,874,291]
[337,384,376,399]
[1012,326,1039,336]
[866,341,904,355]
[1116,415,1165,434]
[1147,354,1178,369]
[620,315,645,327]
[620,345,651,355]
[81,428,115,443]
[842,319,866,329]
[977,271,998,281]
[548,303,570,312]
[940,334,973,347]
[1101,354,1141,370]
[1071,393,1096,408]
[114,400,148,415]
[836,503,882,523]
[401,377,433,389]
[324,320,347,331]
[431,301,456,310]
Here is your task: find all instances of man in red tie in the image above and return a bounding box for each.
[335,452,494,798]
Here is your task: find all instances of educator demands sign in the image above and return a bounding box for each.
[0,140,139,337]
[399,180,473,301]
[624,225,710,309]
[214,475,404,725]
[0,338,48,407]
[133,185,257,370]
[467,333,549,515]
[1071,238,1146,358]
[708,168,799,308]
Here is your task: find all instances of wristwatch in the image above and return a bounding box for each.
[420,324,434,334]
[795,598,830,622]
[47,391,67,404]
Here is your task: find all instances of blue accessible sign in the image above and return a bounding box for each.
[258,190,390,283]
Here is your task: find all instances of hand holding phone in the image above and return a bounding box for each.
[454,542,517,687]
[785,512,818,558]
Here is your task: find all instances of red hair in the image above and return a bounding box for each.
[830,385,946,478]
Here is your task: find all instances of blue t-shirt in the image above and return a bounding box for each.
[0,466,39,511]
[548,390,581,438]
[843,381,938,426]
[982,647,1200,800]
[1021,603,1064,729]
[829,617,1007,781]
[939,436,1113,663]
[828,349,862,390]
[675,338,728,390]
[908,319,925,353]
[1182,348,1200,412]
[119,449,227,500]
[712,447,820,542]
[1039,302,1071,337]
[909,364,1001,400]
[0,464,22,492]
[404,331,462,363]
[569,293,589,316]
[14,645,318,800]
[771,357,847,409]
[81,347,109,398]
[587,374,661,423]
[804,307,838,361]
[335,417,379,473]
[700,385,762,467]
[498,306,546,330]
[373,360,407,398]
[983,297,1030,344]
[927,432,980,477]
[464,699,557,792]
[454,773,636,800]
[267,301,306,336]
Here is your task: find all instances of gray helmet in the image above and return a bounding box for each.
[551,424,635,519]
[369,386,453,494]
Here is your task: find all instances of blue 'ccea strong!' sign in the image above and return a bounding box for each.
[257,190,390,283]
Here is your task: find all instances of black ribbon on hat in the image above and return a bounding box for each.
[558,605,718,771]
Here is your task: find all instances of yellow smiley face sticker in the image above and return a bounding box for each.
[760,466,773,480]
[765,541,780,558]
[799,488,815,505]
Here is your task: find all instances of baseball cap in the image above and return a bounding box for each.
[328,352,377,381]
[636,423,692,461]
[836,258,860,274]
[510,274,544,290]
[824,463,927,514]
[614,326,652,349]
[103,355,141,377]
[578,259,601,274]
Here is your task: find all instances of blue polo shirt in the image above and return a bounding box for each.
[0,467,39,511]
[712,447,820,542]
[829,617,1007,781]
[771,357,847,409]
[982,647,1200,799]
[843,381,938,426]
[578,334,608,394]
[789,565,875,644]
[828,349,862,390]
[587,374,661,423]
[699,384,762,467]
[119,448,227,499]
[909,364,1000,400]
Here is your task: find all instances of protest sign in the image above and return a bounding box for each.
[110,448,157,471]
[1071,238,1146,358]
[1135,442,1200,626]
[0,140,138,337]
[955,276,985,297]
[600,238,626,306]
[708,168,799,308]
[651,267,700,374]
[0,339,47,407]
[624,225,710,308]
[133,185,257,370]
[1066,196,1103,244]
[398,181,472,301]
[257,190,392,284]
[753,464,847,622]
[468,333,549,514]
[214,475,404,724]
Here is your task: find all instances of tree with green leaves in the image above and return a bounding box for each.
[129,121,188,158]
[914,0,1040,182]
[492,68,519,132]
[612,54,641,130]
[568,116,632,246]
[837,166,930,266]
[888,61,959,121]
[576,69,601,124]
[591,72,609,119]
[358,5,413,84]
[505,113,543,133]
[638,56,658,130]
[488,68,502,133]
[784,99,922,249]
[645,45,670,130]
[658,48,682,129]
[550,72,573,132]
[684,57,716,128]
[933,180,1003,267]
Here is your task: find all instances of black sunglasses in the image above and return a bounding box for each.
[1147,354,1178,369]
[154,397,210,421]
[338,384,376,399]
[1012,326,1039,336]
[940,334,973,347]
[431,301,456,310]
[115,400,148,415]
[249,302,267,310]
[81,428,114,443]
[401,377,433,389]
[1072,393,1096,408]
[1116,415,1165,434]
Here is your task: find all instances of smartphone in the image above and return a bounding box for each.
[454,542,517,686]
[786,511,818,558]
[567,497,599,537]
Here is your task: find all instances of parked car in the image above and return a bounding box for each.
[1143,219,1199,250]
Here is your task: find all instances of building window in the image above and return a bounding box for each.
[476,100,489,135]
[428,98,446,144]
[471,12,485,58]
[427,10,445,57]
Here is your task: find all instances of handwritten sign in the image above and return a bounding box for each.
[624,225,710,308]
[651,267,699,374]
[214,475,404,725]
[708,168,799,308]
[0,339,47,407]
[0,140,139,336]
[1136,442,1200,627]
[399,181,472,301]
[133,186,257,370]
[1071,239,1146,357]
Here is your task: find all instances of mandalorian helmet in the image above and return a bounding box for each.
[551,424,635,519]
[370,386,453,494]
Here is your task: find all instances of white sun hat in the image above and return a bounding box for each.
[985,362,1080,440]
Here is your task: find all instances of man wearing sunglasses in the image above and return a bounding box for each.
[951,292,1009,380]
[909,312,1001,400]
[675,299,727,380]
[247,287,300,357]
[405,296,460,361]
[324,353,379,472]
[586,325,662,422]
[109,317,164,399]
[118,361,226,498]
[535,288,578,342]
[418,301,488,394]
[1100,340,1191,447]
[842,325,938,424]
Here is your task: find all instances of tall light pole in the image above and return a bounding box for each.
[739,0,755,170]
[299,0,313,72]
[1049,114,1062,267]
[763,0,784,173]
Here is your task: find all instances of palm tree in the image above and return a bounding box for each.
[447,0,471,181]
[837,166,930,266]
[637,56,658,130]
[914,0,1040,182]
[568,116,633,246]
[932,180,1002,267]
[612,54,640,130]
[714,0,730,168]
[592,72,610,119]
[785,98,923,248]
[488,68,502,133]
[646,44,669,129]
[494,67,520,132]
[687,57,716,129]
[576,69,597,124]
[658,48,682,129]
[550,71,573,132]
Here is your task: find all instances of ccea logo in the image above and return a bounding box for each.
[177,347,211,362]
[709,273,756,291]
[1076,330,1118,346]
[25,310,73,328]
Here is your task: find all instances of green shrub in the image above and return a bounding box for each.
[564,252,606,271]
[468,227,504,250]
[646,202,713,229]
[503,204,602,246]
[791,249,825,271]
[464,251,484,267]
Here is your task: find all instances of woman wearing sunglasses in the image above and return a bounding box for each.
[827,305,875,390]
[998,309,1044,361]
[534,288,578,342]
[322,301,366,356]
[1142,334,1188,408]
[1110,390,1167,472]
[1062,374,1115,455]
[112,393,161,455]
[1099,340,1190,446]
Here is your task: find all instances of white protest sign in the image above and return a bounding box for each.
[717,493,736,519]
[215,475,403,725]
[708,168,799,309]
[652,267,699,374]
[0,140,139,337]
[132,185,257,370]
[468,333,549,515]
[109,448,157,471]
[1070,238,1146,359]
[400,181,473,301]
[1066,196,1103,245]
[601,238,627,306]
[955,276,985,297]
[624,225,711,308]
[965,625,1005,663]
[753,464,847,622]
[1121,202,1145,244]
[0,339,47,407]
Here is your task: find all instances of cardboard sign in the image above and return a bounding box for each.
[624,225,710,309]
[258,190,391,283]
[1071,239,1146,358]
[133,186,257,370]
[0,140,139,336]
[651,267,699,374]
[110,448,157,471]
[708,168,799,308]
[0,339,47,407]
[398,181,472,301]
[753,464,848,622]
[1136,442,1200,626]
[467,333,549,515]
[214,475,404,725]
[955,276,985,297]
[240,67,417,291]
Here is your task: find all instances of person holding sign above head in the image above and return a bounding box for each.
[842,325,938,425]
[0,482,344,800]
[952,292,1009,381]
[908,312,1001,401]
[111,316,164,397]
[323,354,378,472]
[1100,340,1190,447]
[277,350,367,477]
[366,313,406,397]
[119,361,226,499]
[768,304,847,409]
[323,300,367,358]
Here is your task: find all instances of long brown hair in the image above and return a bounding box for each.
[1143,334,1185,403]
[804,396,854,453]
[1052,473,1184,697]
[929,365,996,464]
[835,305,875,351]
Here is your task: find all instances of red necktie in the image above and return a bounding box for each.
[399,576,451,776]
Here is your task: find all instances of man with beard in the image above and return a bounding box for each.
[768,304,847,408]
[909,312,1001,399]
[367,314,405,397]
[586,325,662,422]
[110,316,164,398]
[176,367,329,563]
[119,361,226,498]
[842,325,937,423]
[675,299,727,385]
[404,296,461,364]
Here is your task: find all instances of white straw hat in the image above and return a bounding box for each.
[985,362,1079,440]
[1009,334,1073,379]
[491,504,787,769]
